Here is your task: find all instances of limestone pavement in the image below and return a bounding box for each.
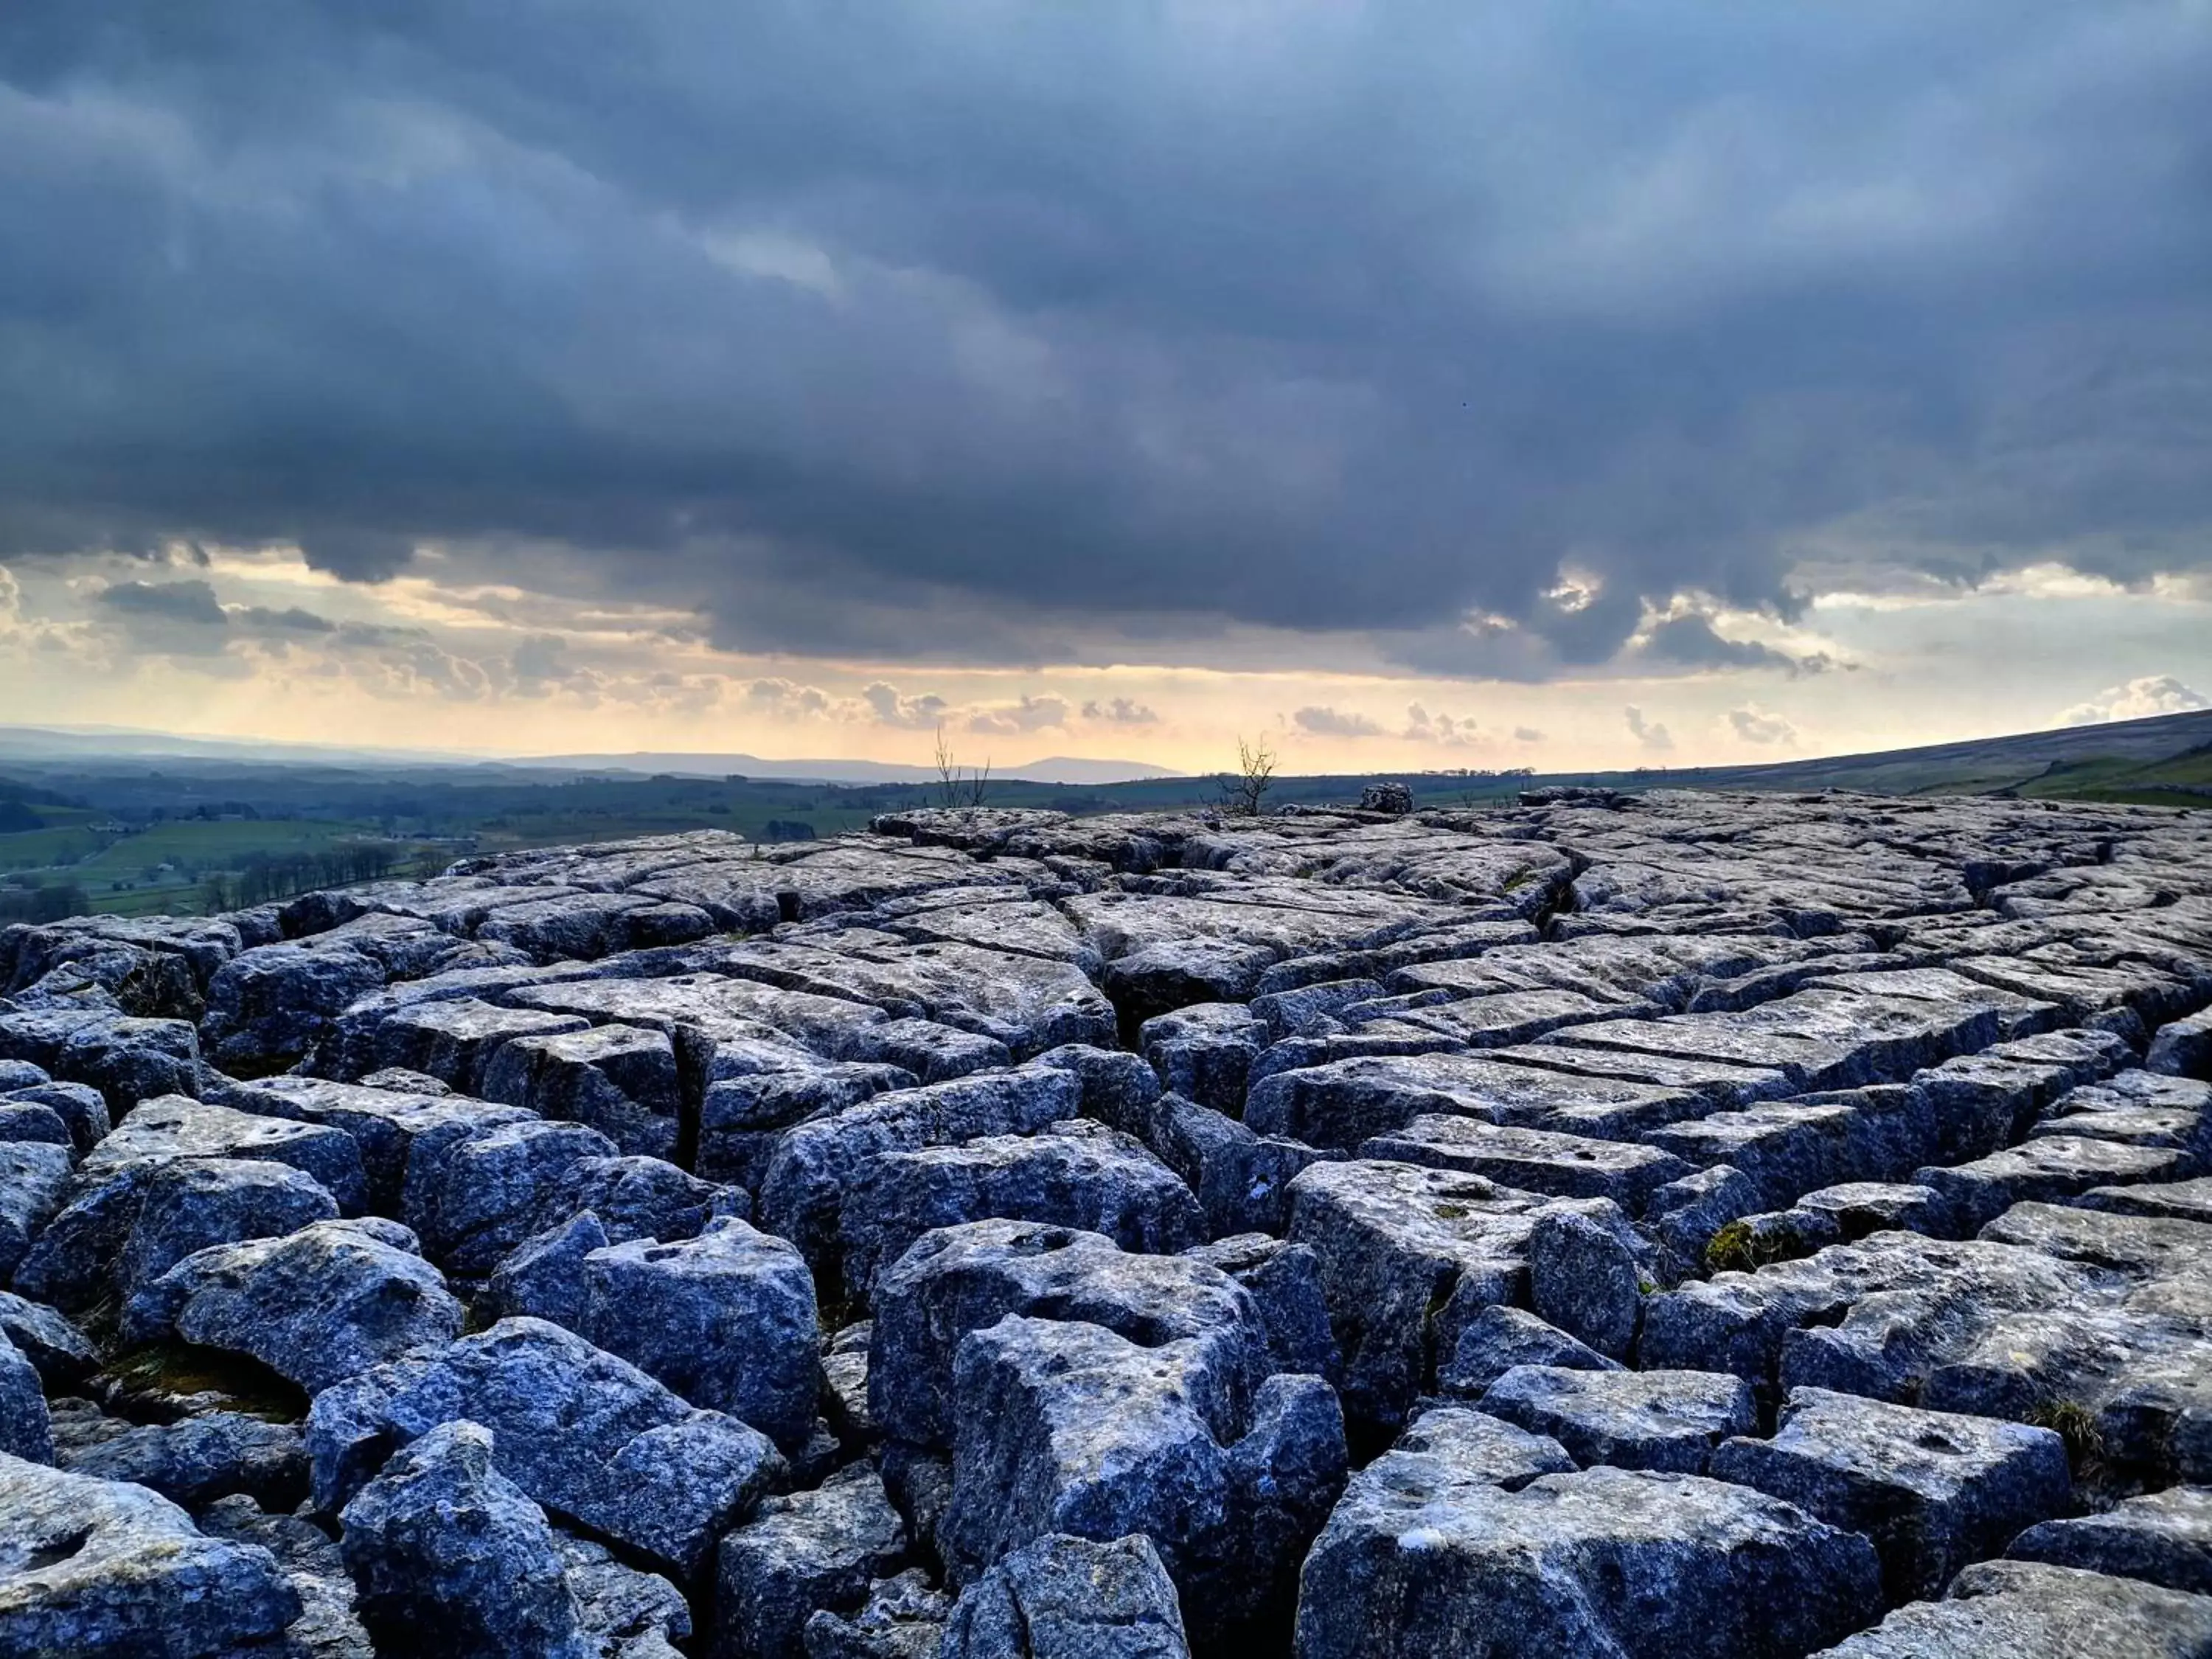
[1,787,2210,1656]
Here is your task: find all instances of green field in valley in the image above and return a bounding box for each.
[1,816,429,919]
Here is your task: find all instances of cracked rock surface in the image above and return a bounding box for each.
[2,791,2211,1655]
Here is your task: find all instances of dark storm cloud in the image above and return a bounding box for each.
[1639,614,1831,678]
[1,2,2208,673]
[97,579,334,636]
[236,605,337,635]
[299,531,419,585]
[97,580,226,627]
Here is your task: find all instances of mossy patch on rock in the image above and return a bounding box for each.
[1703,1218,1806,1275]
[100,1340,309,1423]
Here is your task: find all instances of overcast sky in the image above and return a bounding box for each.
[1,2,2208,771]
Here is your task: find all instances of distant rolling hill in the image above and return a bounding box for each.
[0,726,1179,786]
[0,724,477,767]
[1583,708,2212,804]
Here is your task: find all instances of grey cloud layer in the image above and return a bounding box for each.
[1294,706,1386,740]
[1,2,2207,676]
[1638,615,1843,678]
[83,576,496,688]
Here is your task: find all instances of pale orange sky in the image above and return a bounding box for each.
[4,546,2206,773]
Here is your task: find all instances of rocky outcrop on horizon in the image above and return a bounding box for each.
[3,787,2211,1657]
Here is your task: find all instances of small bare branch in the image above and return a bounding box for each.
[934,722,960,809]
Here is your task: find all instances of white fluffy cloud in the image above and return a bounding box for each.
[1728,705,1798,745]
[1294,706,1385,739]
[744,678,833,718]
[967,695,1069,736]
[1403,703,1479,747]
[861,682,951,730]
[2057,675,2210,727]
[1625,706,1674,752]
[1082,698,1160,726]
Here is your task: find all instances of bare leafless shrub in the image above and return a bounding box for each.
[934,722,992,809]
[1220,735,1277,815]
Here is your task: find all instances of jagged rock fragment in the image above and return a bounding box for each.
[338,1419,590,1659]
[307,1317,782,1575]
[122,1217,465,1394]
[0,1452,304,1656]
[941,1533,1191,1659]
[717,1462,911,1659]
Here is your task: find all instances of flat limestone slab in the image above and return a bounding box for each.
[1360,1116,1694,1214]
[1711,1387,2070,1601]
[1295,1464,1882,1659]
[2007,1484,2212,1597]
[1809,1559,2212,1659]
[2078,1176,2212,1223]
[1246,1051,1705,1151]
[1478,1365,1757,1476]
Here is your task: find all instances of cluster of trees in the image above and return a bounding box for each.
[202,841,412,911]
[0,881,91,922]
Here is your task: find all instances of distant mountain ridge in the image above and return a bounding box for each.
[511,751,1182,785]
[0,726,1180,786]
[0,725,476,766]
